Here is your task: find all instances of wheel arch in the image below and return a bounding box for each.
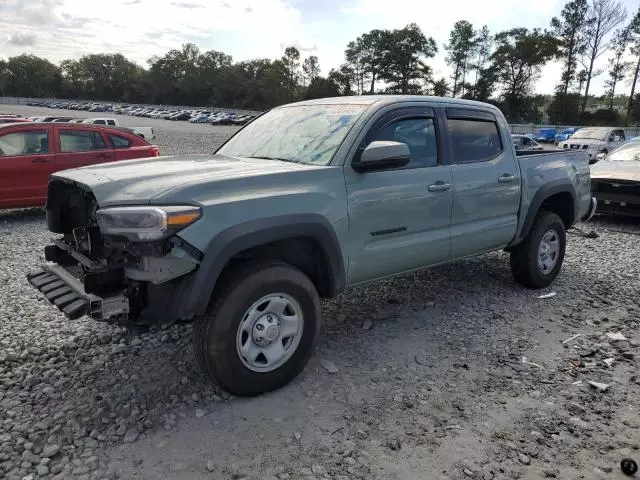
[185,214,346,317]
[511,181,577,247]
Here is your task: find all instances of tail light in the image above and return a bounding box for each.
[150,146,160,157]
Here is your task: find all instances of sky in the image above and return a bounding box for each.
[0,0,638,96]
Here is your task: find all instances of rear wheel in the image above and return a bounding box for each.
[193,261,320,396]
[510,211,566,289]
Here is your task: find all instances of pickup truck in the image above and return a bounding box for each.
[80,118,155,141]
[27,96,596,396]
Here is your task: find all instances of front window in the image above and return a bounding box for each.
[571,128,608,141]
[0,130,49,156]
[607,143,640,162]
[217,104,367,166]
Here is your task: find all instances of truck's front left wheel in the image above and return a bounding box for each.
[193,262,320,396]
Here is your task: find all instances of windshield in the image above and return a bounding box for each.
[607,143,640,162]
[571,128,608,141]
[217,104,367,165]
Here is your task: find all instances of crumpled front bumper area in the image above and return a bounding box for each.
[27,264,129,321]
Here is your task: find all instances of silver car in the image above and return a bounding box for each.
[512,134,544,152]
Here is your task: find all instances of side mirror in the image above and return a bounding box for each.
[353,141,410,172]
[595,152,607,161]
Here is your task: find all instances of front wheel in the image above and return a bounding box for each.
[510,211,566,289]
[193,262,321,396]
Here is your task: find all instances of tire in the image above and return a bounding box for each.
[193,261,321,396]
[510,211,566,289]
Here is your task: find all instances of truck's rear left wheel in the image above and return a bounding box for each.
[510,211,566,289]
[193,262,320,396]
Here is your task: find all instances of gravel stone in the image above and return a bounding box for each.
[41,445,60,458]
[35,465,49,476]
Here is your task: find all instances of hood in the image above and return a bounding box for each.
[591,160,640,182]
[563,138,604,147]
[52,154,321,205]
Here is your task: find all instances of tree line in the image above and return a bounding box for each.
[0,1,639,123]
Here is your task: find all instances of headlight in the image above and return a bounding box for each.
[96,206,201,241]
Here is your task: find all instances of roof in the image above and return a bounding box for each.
[0,122,144,138]
[284,95,501,111]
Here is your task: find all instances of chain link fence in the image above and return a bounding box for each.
[509,123,640,138]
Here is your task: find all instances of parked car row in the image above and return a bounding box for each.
[26,101,257,125]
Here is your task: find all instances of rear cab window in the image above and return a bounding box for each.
[446,108,503,163]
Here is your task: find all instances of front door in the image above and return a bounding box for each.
[0,127,54,208]
[446,109,520,258]
[345,108,453,284]
[54,127,115,171]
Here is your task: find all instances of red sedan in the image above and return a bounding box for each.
[0,122,160,209]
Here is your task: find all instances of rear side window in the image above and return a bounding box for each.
[94,120,106,125]
[448,119,503,163]
[107,120,116,126]
[370,117,438,167]
[60,130,107,152]
[0,130,49,156]
[108,134,132,148]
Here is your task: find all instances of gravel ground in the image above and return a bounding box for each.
[1,105,640,480]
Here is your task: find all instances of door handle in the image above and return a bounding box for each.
[498,174,514,183]
[427,182,451,192]
[31,158,50,164]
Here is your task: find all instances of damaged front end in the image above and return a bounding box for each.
[592,178,640,217]
[28,180,202,326]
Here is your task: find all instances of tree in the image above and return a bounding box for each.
[305,76,341,99]
[490,28,559,122]
[281,46,300,101]
[551,0,590,94]
[302,56,320,86]
[0,60,8,96]
[469,26,493,98]
[4,54,62,97]
[328,65,355,95]
[380,23,437,94]
[431,77,450,97]
[579,0,627,113]
[627,7,640,121]
[548,92,581,123]
[344,30,390,94]
[445,20,476,97]
[630,92,640,122]
[604,27,631,109]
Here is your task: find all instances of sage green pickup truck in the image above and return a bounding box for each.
[28,96,596,395]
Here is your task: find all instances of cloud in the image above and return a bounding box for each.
[124,0,141,4]
[7,32,38,47]
[171,1,204,8]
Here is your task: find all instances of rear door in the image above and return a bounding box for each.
[106,132,154,161]
[53,126,115,171]
[0,126,54,208]
[446,108,521,257]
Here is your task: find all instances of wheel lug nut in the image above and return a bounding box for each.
[256,324,264,331]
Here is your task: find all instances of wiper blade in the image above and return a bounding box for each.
[246,156,300,164]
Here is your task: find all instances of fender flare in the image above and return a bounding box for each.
[185,214,346,316]
[516,180,577,244]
